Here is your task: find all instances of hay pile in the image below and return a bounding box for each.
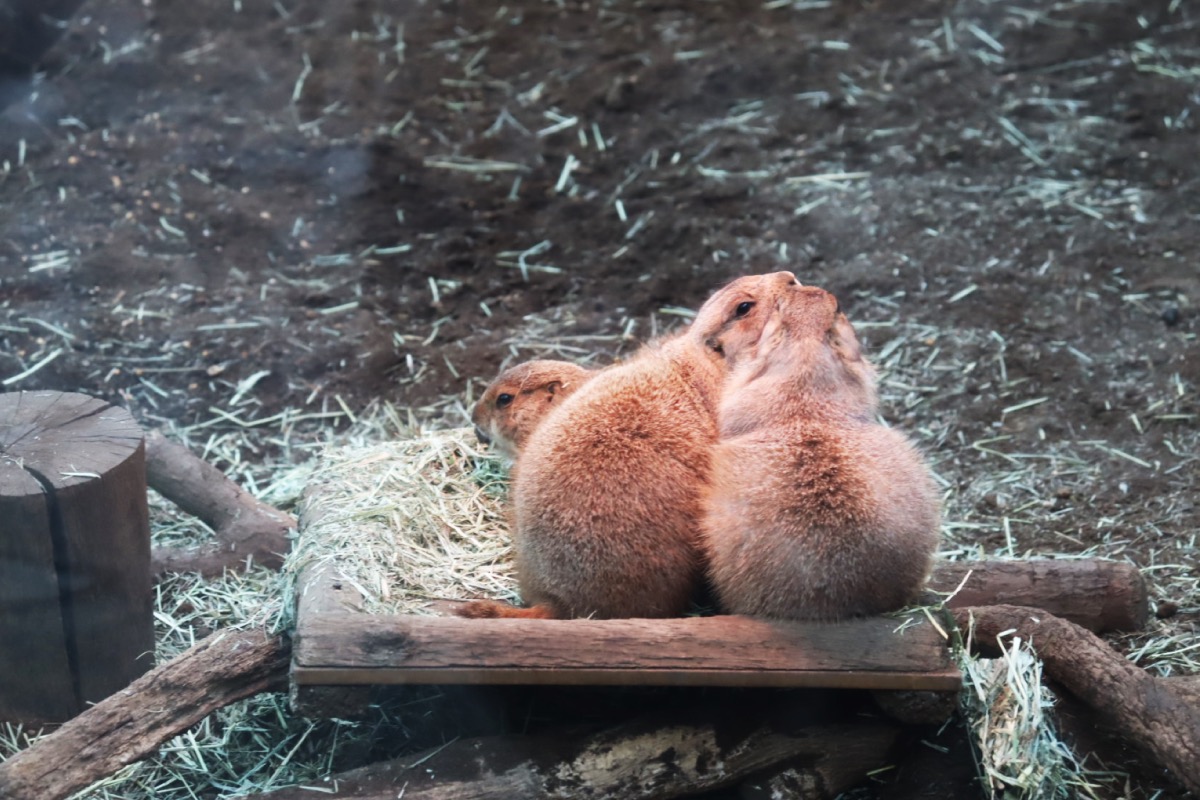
[288,427,519,615]
[958,626,1103,800]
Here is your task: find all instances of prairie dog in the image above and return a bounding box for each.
[472,360,595,460]
[703,284,940,620]
[460,271,801,619]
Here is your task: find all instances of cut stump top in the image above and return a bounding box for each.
[0,391,143,495]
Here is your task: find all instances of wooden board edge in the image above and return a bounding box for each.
[290,664,962,691]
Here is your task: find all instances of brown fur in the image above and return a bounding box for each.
[472,360,595,461]
[702,284,941,620]
[459,271,801,620]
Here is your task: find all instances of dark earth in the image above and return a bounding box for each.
[0,0,1197,797]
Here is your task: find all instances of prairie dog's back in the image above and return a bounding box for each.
[512,342,719,618]
[703,284,940,620]
[518,348,716,536]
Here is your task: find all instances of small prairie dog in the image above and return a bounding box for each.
[460,271,802,620]
[703,284,940,620]
[472,360,595,460]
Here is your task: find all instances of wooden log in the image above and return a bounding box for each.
[954,605,1200,795]
[292,613,960,691]
[870,688,959,726]
[929,558,1148,633]
[243,715,899,800]
[1166,675,1200,706]
[0,629,290,800]
[738,721,898,800]
[0,390,153,723]
[146,431,295,578]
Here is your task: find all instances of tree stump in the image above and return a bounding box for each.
[0,391,154,724]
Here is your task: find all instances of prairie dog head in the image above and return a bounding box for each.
[739,284,878,416]
[690,271,800,364]
[472,360,594,460]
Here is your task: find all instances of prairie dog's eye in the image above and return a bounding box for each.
[496,393,515,409]
[734,301,755,318]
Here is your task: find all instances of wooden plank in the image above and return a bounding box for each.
[293,552,365,619]
[288,559,371,718]
[293,613,960,691]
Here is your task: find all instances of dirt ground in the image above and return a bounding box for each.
[1,0,1197,797]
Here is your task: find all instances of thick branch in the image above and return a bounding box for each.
[954,605,1200,794]
[930,559,1147,633]
[1165,675,1200,706]
[0,630,290,800]
[146,431,295,578]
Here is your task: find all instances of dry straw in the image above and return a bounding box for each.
[286,427,519,616]
[957,618,1105,800]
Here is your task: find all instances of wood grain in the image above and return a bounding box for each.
[930,558,1147,633]
[0,460,76,722]
[293,613,960,691]
[0,629,289,800]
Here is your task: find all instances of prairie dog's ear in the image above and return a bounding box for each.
[546,380,563,395]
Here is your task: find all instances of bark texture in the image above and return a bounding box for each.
[147,431,295,578]
[0,630,290,800]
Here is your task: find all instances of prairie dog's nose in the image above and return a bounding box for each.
[474,425,492,446]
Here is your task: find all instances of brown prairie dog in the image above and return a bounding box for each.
[460,271,802,620]
[472,360,595,461]
[703,284,940,620]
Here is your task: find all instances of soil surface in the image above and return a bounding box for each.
[1,0,1197,797]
